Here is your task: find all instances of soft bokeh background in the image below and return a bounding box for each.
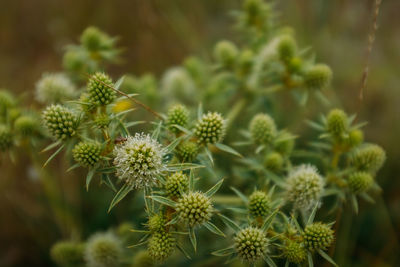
[1,0,399,266]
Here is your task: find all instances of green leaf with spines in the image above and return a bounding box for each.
[215,143,242,157]
[205,179,224,197]
[108,183,133,212]
[204,221,225,237]
[148,196,177,208]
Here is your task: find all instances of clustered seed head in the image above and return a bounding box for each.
[326,109,348,137]
[94,113,110,129]
[72,142,102,167]
[35,73,76,104]
[214,40,239,67]
[14,115,39,136]
[50,241,85,267]
[285,165,324,210]
[84,233,122,267]
[87,72,116,106]
[147,231,176,263]
[195,112,226,144]
[347,172,373,194]
[303,222,334,251]
[167,104,189,133]
[283,240,307,264]
[113,133,165,189]
[304,64,332,90]
[264,152,284,172]
[165,172,189,198]
[148,214,166,233]
[132,250,154,267]
[347,129,364,148]
[176,191,213,227]
[249,113,277,145]
[42,104,78,140]
[248,190,271,217]
[175,140,199,162]
[234,227,268,262]
[0,125,13,151]
[351,144,386,173]
[278,35,296,63]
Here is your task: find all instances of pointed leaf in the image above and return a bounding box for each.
[307,202,319,225]
[167,163,205,172]
[230,186,248,203]
[215,143,242,157]
[189,169,195,191]
[197,103,203,120]
[211,246,235,257]
[43,144,65,167]
[151,121,162,139]
[101,173,117,192]
[66,163,80,172]
[41,141,61,153]
[261,209,278,232]
[204,221,225,237]
[308,252,314,267]
[165,136,184,153]
[148,196,177,208]
[351,194,359,214]
[108,184,133,212]
[189,227,197,252]
[205,179,224,197]
[170,124,192,135]
[263,254,277,267]
[114,75,125,90]
[204,147,214,165]
[318,249,338,267]
[86,167,96,191]
[177,243,192,260]
[218,214,240,232]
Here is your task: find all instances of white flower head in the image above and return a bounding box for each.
[113,133,166,189]
[35,73,77,104]
[285,164,324,210]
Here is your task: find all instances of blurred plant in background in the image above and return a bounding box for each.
[0,0,398,266]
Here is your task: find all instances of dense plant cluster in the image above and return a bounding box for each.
[0,0,386,266]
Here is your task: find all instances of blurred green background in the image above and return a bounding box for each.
[0,0,399,266]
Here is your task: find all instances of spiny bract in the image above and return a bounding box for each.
[234,227,268,262]
[176,191,213,227]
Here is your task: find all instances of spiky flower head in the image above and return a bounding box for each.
[347,172,373,194]
[35,73,76,104]
[147,231,176,263]
[132,250,154,267]
[167,104,189,133]
[14,115,39,136]
[214,40,239,67]
[175,140,199,162]
[84,233,122,267]
[50,241,85,267]
[72,142,102,167]
[42,104,79,140]
[326,109,348,137]
[248,190,271,217]
[285,165,324,210]
[350,144,386,173]
[194,112,226,145]
[278,35,296,63]
[148,214,166,233]
[80,26,112,52]
[303,222,334,251]
[304,64,332,90]
[347,129,364,148]
[165,172,189,198]
[264,152,284,172]
[176,191,213,227]
[0,125,13,151]
[234,227,268,262]
[283,240,307,264]
[113,133,165,189]
[87,72,116,106]
[249,113,277,145]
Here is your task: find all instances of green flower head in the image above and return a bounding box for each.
[176,191,213,227]
[303,222,334,251]
[249,113,277,145]
[248,190,271,217]
[165,172,189,198]
[72,141,102,167]
[147,231,175,263]
[195,112,226,145]
[84,233,122,267]
[42,104,79,141]
[235,227,268,262]
[87,72,116,106]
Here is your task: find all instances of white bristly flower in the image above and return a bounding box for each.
[113,133,166,189]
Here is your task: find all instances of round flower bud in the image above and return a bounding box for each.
[326,109,348,137]
[0,90,16,111]
[94,113,110,129]
[80,26,110,52]
[249,113,277,145]
[14,115,39,136]
[288,57,303,74]
[42,104,79,140]
[274,131,295,156]
[148,214,166,233]
[264,152,284,172]
[116,222,134,239]
[248,190,271,217]
[167,104,189,133]
[283,240,307,264]
[113,133,165,188]
[234,227,268,262]
[347,129,364,148]
[35,73,76,104]
[194,112,226,145]
[277,35,296,63]
[50,241,85,267]
[87,72,116,106]
[84,233,122,267]
[176,191,213,227]
[347,172,373,194]
[161,68,195,103]
[304,64,332,90]
[303,222,334,251]
[147,231,175,263]
[63,49,87,73]
[285,165,324,210]
[175,141,199,162]
[132,250,154,267]
[351,144,386,173]
[72,142,102,167]
[0,125,13,151]
[214,40,238,67]
[165,172,189,198]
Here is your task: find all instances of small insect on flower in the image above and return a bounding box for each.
[113,133,166,189]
